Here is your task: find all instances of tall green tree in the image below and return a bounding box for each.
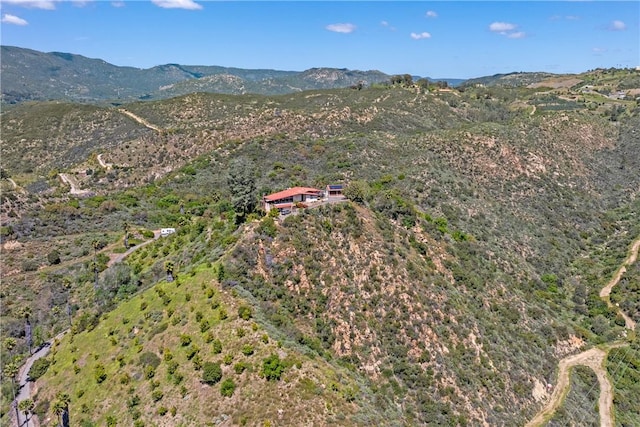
[18,398,35,423]
[62,276,73,327]
[52,392,71,427]
[92,239,100,290]
[165,261,175,283]
[226,157,257,222]
[123,221,130,249]
[3,362,20,424]
[19,306,33,354]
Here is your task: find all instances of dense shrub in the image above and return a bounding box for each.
[28,358,50,380]
[138,351,161,369]
[261,354,285,381]
[202,362,222,385]
[220,378,236,397]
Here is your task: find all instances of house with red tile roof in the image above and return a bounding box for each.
[262,187,324,213]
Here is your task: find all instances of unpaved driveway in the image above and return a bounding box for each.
[107,229,161,267]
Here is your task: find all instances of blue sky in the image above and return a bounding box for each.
[1,1,638,79]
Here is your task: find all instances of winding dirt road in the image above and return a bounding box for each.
[525,347,613,427]
[600,237,640,330]
[58,173,92,196]
[96,153,113,170]
[527,235,640,427]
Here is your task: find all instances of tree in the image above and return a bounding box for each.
[18,399,35,423]
[343,180,370,204]
[19,306,33,354]
[92,240,100,290]
[3,337,17,353]
[123,221,130,249]
[227,157,257,222]
[62,276,73,327]
[220,378,236,397]
[3,363,20,424]
[52,392,71,427]
[165,261,175,283]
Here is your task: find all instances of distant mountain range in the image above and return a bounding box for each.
[0,46,465,104]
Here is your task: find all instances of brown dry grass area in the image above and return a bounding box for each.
[528,77,583,89]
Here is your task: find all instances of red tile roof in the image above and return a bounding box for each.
[263,187,322,202]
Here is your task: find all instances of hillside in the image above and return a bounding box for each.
[1,72,640,425]
[0,46,389,104]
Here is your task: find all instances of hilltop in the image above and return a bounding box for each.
[1,68,639,426]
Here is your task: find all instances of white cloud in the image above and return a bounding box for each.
[1,0,57,9]
[609,20,626,31]
[489,22,517,33]
[507,31,526,39]
[380,20,396,31]
[489,21,526,39]
[111,1,125,6]
[410,32,431,40]
[1,13,28,25]
[151,0,202,10]
[326,23,356,34]
[592,47,607,54]
[426,10,437,18]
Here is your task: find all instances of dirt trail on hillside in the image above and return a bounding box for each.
[527,236,640,427]
[107,229,161,267]
[96,153,113,170]
[525,347,613,427]
[59,173,92,196]
[119,109,163,132]
[600,237,640,330]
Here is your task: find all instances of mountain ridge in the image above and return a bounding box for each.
[1,45,466,104]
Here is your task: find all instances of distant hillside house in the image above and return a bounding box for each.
[262,187,324,213]
[326,184,344,198]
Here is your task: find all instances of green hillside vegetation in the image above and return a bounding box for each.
[35,265,383,426]
[1,68,639,425]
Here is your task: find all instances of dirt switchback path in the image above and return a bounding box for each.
[525,347,615,427]
[599,237,640,330]
[527,235,640,427]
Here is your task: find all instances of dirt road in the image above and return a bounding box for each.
[58,173,92,196]
[14,331,68,427]
[96,153,113,170]
[119,109,163,132]
[107,229,161,267]
[525,347,612,427]
[527,235,640,426]
[599,237,640,330]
